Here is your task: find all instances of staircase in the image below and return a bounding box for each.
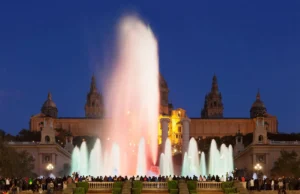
[234,181,249,194]
[121,181,131,194]
[178,180,189,194]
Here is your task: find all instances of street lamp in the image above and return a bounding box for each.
[46,163,54,171]
[254,163,262,178]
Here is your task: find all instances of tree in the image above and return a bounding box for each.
[15,129,40,142]
[0,137,36,177]
[271,150,300,177]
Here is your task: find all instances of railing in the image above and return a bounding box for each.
[197,182,222,190]
[88,182,114,190]
[142,182,168,190]
[269,140,300,145]
[88,181,222,191]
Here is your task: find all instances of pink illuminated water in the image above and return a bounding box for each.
[103,15,159,175]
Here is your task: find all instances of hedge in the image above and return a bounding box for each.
[168,181,178,190]
[76,182,88,193]
[113,182,123,188]
[112,188,122,194]
[221,181,237,194]
[170,189,179,194]
[187,181,197,190]
[132,181,142,194]
[74,187,85,194]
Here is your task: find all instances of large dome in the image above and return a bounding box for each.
[250,91,267,118]
[41,93,58,118]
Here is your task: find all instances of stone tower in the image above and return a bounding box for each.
[85,75,104,118]
[253,117,268,144]
[201,74,224,118]
[41,93,58,118]
[160,73,172,115]
[234,129,244,156]
[41,117,56,144]
[250,90,267,118]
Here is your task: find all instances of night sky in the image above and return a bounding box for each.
[0,1,299,135]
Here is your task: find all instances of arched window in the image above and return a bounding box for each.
[237,137,241,143]
[45,135,50,143]
[258,135,264,142]
[214,101,217,106]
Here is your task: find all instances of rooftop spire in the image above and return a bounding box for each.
[256,89,260,100]
[211,74,219,93]
[48,92,52,100]
[90,74,97,93]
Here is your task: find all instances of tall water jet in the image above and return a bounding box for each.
[110,143,121,176]
[181,152,189,177]
[79,141,88,175]
[103,14,159,175]
[89,139,103,176]
[200,152,206,176]
[208,139,220,176]
[136,138,147,176]
[71,146,80,174]
[188,138,200,176]
[181,138,200,176]
[228,145,234,173]
[159,139,174,176]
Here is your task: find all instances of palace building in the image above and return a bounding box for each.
[29,74,278,152]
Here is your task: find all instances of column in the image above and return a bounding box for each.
[181,118,191,154]
[160,118,170,153]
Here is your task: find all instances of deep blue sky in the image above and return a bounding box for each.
[0,1,299,135]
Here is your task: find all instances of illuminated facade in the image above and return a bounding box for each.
[29,74,278,154]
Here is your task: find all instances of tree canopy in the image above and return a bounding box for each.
[271,150,300,177]
[0,137,36,177]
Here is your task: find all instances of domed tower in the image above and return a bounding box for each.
[41,92,58,118]
[159,73,171,115]
[85,75,104,118]
[250,90,267,118]
[201,74,224,118]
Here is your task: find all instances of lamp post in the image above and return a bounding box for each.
[254,163,262,178]
[46,163,54,176]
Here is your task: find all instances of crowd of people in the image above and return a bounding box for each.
[70,172,233,183]
[241,176,300,191]
[1,174,300,194]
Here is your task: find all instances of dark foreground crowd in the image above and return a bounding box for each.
[70,172,233,182]
[239,176,300,191]
[1,174,300,194]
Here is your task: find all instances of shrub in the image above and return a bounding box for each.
[112,188,122,194]
[168,181,178,190]
[187,181,197,190]
[74,187,85,194]
[132,188,141,194]
[76,182,88,193]
[133,181,143,189]
[113,182,123,188]
[221,181,234,189]
[170,189,179,194]
[224,188,237,194]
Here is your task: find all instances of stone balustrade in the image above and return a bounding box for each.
[142,182,168,190]
[269,140,300,145]
[88,182,114,190]
[88,181,223,191]
[197,182,222,190]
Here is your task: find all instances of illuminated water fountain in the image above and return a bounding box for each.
[159,139,174,176]
[182,138,233,177]
[71,14,159,176]
[71,15,234,177]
